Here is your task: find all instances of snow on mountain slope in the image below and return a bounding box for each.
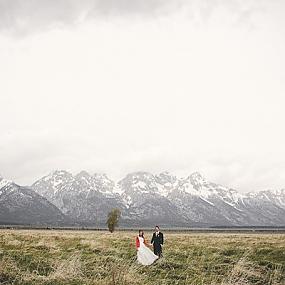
[155,171,179,197]
[32,170,126,225]
[29,170,285,227]
[0,176,66,225]
[117,172,188,226]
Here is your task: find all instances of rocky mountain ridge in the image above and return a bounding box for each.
[29,170,285,227]
[0,176,66,225]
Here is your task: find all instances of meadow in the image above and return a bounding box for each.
[0,230,284,285]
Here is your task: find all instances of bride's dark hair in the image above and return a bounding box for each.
[138,229,144,238]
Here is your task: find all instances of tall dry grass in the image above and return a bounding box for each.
[0,230,284,285]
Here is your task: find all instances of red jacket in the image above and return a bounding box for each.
[136,236,147,249]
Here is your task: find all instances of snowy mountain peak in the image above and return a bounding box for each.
[155,171,177,184]
[92,173,114,193]
[119,172,156,188]
[75,170,91,179]
[93,173,109,181]
[189,172,208,189]
[155,171,178,197]
[44,170,73,181]
[51,170,72,176]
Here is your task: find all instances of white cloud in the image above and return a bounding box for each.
[0,0,285,191]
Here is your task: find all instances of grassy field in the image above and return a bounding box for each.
[0,230,284,285]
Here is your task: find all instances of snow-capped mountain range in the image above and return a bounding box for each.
[0,175,65,225]
[32,170,285,227]
[1,171,285,227]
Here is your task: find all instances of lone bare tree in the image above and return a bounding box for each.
[106,208,121,233]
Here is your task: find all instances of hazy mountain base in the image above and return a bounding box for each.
[0,230,284,285]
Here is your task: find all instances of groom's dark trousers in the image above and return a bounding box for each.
[151,232,164,257]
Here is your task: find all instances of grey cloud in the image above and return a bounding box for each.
[0,0,267,36]
[0,0,88,35]
[0,0,176,35]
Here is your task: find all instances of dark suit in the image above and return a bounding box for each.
[151,231,164,257]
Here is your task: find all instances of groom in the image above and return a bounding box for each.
[151,225,164,258]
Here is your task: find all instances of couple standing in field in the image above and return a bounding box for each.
[136,225,164,265]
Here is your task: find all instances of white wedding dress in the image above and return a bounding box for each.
[137,236,158,265]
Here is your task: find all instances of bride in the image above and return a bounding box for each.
[136,230,158,265]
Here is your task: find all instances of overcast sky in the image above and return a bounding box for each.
[0,0,284,192]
